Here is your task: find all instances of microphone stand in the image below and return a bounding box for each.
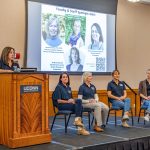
[122,81,137,116]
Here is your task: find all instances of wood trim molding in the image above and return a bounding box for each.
[49,89,140,116]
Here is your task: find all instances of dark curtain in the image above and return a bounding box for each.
[82,136,150,150]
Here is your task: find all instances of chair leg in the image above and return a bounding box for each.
[106,110,110,124]
[130,108,134,126]
[144,110,146,125]
[66,113,72,127]
[88,112,91,129]
[91,115,94,127]
[51,115,57,131]
[138,109,142,123]
[115,111,117,126]
[64,115,67,133]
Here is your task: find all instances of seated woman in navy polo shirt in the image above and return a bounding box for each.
[0,47,19,72]
[107,69,131,128]
[53,72,90,135]
[78,72,109,132]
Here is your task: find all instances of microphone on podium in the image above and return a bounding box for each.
[15,53,20,59]
[14,53,20,71]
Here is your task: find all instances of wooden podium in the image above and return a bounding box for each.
[0,73,51,148]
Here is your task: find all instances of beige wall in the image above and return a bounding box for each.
[0,0,25,66]
[117,0,150,89]
[0,0,150,90]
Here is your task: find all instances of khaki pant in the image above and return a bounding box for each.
[83,102,109,126]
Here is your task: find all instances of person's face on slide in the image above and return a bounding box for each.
[49,20,58,38]
[61,74,69,85]
[91,25,100,42]
[86,74,93,83]
[73,20,81,36]
[71,50,78,63]
[8,49,15,61]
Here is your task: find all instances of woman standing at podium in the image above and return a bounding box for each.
[0,46,19,72]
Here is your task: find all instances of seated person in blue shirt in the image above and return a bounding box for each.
[107,69,131,128]
[53,72,90,135]
[0,46,19,72]
[138,69,150,122]
[78,72,109,132]
[45,16,62,47]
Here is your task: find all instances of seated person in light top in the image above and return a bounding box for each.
[107,69,131,128]
[66,47,83,72]
[45,16,62,47]
[78,72,109,132]
[138,69,150,122]
[52,72,90,135]
[0,46,19,72]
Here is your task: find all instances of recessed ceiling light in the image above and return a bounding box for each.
[128,0,140,2]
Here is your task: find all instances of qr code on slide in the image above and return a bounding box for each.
[96,57,105,71]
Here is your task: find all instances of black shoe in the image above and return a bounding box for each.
[101,124,106,128]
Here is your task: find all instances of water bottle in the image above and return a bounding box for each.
[13,66,17,72]
[13,66,20,72]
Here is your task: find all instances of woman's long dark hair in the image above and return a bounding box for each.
[69,47,80,64]
[59,72,70,86]
[91,23,103,44]
[1,47,15,65]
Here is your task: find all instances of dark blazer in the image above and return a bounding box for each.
[138,79,147,96]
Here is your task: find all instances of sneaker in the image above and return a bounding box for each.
[122,122,130,128]
[73,118,84,127]
[101,124,106,128]
[122,114,129,121]
[144,114,150,122]
[77,128,90,135]
[93,125,104,132]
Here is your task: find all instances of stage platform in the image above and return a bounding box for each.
[1,116,150,150]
